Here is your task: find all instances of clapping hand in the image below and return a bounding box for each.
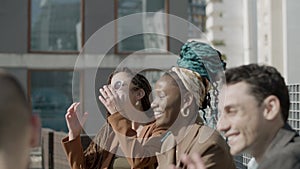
[65,102,88,141]
[99,85,126,115]
[169,153,206,169]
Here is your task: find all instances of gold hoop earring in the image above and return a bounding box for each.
[180,108,190,117]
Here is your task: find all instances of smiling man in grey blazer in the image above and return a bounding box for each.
[172,64,300,169]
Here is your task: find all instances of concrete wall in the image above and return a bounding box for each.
[270,0,283,73]
[206,0,244,68]
[257,0,284,74]
[283,0,300,83]
[0,0,28,53]
[84,0,115,54]
[169,0,188,54]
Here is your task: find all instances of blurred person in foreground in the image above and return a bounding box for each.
[172,64,300,169]
[0,70,40,169]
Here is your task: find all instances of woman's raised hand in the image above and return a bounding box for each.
[99,85,123,115]
[65,102,88,141]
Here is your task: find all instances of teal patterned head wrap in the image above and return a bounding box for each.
[177,41,226,82]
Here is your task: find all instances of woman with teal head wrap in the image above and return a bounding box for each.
[153,41,234,169]
[177,41,226,82]
[175,41,226,116]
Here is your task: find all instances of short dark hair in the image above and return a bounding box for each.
[225,64,290,122]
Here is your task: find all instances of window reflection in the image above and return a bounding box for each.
[117,0,168,53]
[30,0,81,52]
[30,70,80,132]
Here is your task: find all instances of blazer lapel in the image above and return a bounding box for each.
[157,132,176,166]
[263,124,297,159]
[178,124,200,156]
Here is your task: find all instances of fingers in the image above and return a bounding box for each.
[80,112,89,126]
[190,153,205,169]
[180,154,192,166]
[99,95,106,105]
[99,86,110,106]
[65,102,89,141]
[66,102,79,119]
[67,102,77,113]
[73,102,80,112]
[99,90,110,107]
[72,103,87,120]
[179,153,206,169]
[99,85,113,100]
[99,87,108,100]
[66,102,87,122]
[99,85,117,104]
[108,85,118,98]
[99,85,118,114]
[104,85,114,98]
[169,164,179,169]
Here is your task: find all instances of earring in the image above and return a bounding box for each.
[135,101,140,106]
[180,108,190,117]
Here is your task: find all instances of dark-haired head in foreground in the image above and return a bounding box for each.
[0,70,40,169]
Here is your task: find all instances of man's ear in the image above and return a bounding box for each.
[30,114,41,147]
[263,95,281,121]
[136,88,145,100]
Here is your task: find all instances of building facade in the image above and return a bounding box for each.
[0,0,195,134]
[205,0,300,84]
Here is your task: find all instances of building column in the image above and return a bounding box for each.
[282,0,300,83]
[243,0,257,64]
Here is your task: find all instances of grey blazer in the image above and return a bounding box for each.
[258,124,300,169]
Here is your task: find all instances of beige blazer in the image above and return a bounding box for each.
[157,123,236,169]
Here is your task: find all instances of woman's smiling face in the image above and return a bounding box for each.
[151,74,182,128]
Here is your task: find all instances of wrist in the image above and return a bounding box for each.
[114,105,123,113]
[68,131,79,141]
[108,106,121,114]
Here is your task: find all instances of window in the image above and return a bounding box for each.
[29,0,82,52]
[188,0,206,38]
[116,0,169,53]
[29,70,81,132]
